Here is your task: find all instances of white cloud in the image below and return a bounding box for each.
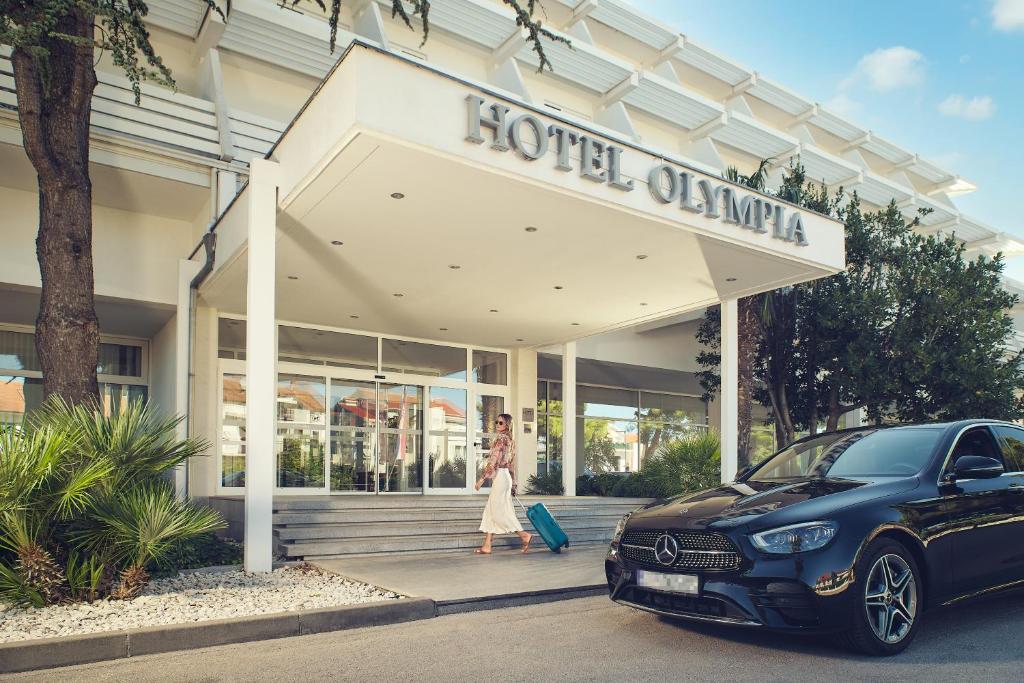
[930,152,963,170]
[959,54,971,64]
[825,92,862,117]
[840,46,926,92]
[992,0,1024,31]
[938,94,996,121]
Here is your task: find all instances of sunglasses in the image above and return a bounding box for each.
[496,421,506,426]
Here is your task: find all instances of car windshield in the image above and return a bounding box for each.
[748,428,944,480]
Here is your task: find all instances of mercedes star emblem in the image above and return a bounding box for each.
[654,533,679,566]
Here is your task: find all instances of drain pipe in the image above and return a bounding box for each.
[184,230,218,498]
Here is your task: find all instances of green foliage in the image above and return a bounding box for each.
[641,431,721,498]
[526,469,564,495]
[152,532,243,577]
[582,420,619,473]
[697,162,1024,442]
[434,456,467,488]
[576,472,662,497]
[0,398,225,607]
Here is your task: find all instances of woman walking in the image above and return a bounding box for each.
[474,413,532,554]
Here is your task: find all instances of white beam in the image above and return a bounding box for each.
[198,48,234,161]
[192,2,227,61]
[728,72,758,98]
[890,154,919,172]
[646,35,684,68]
[351,0,391,49]
[600,72,639,108]
[917,217,959,236]
[244,159,280,573]
[561,342,577,496]
[790,104,818,127]
[720,299,738,483]
[492,29,528,66]
[688,112,728,142]
[487,57,532,102]
[840,132,872,153]
[564,0,598,29]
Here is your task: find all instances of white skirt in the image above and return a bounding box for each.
[479,469,524,534]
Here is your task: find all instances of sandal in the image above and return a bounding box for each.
[521,534,533,554]
[474,548,492,555]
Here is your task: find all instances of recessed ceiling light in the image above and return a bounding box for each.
[448,264,461,270]
[525,226,538,233]
[726,277,737,282]
[350,315,359,319]
[489,309,498,313]
[287,275,298,280]
[636,254,648,260]
[571,322,580,326]
[515,338,525,342]
[554,285,563,290]
[316,332,324,336]
[331,240,344,246]
[390,192,405,199]
[640,302,648,306]
[393,293,404,298]
[439,327,448,331]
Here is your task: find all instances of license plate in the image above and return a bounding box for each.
[636,570,699,595]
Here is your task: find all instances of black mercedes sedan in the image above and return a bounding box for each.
[606,420,1024,655]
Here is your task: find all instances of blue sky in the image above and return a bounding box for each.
[626,0,1024,278]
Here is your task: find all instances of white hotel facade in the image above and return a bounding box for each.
[1,0,1021,569]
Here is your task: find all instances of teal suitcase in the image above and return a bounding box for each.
[515,497,569,553]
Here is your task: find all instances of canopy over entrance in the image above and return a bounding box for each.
[199,42,844,347]
[196,42,845,572]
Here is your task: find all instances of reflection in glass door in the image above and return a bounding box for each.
[327,380,423,493]
[474,394,505,488]
[427,387,468,490]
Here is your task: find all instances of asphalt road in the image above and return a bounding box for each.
[5,591,1024,682]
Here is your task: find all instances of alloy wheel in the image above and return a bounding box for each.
[863,553,918,644]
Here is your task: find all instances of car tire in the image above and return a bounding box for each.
[835,538,923,656]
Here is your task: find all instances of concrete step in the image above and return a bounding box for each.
[278,527,615,558]
[274,514,625,541]
[300,539,611,561]
[272,505,638,526]
[271,496,652,512]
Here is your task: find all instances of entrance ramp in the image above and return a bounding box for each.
[269,496,650,560]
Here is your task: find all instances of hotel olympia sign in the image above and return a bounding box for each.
[465,94,810,247]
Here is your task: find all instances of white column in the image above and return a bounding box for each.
[561,342,577,496]
[173,259,202,499]
[720,299,739,483]
[244,159,280,573]
[512,348,538,484]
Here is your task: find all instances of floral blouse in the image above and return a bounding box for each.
[482,433,516,484]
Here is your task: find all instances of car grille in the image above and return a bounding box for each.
[619,529,742,572]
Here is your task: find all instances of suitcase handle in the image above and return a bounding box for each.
[513,495,529,513]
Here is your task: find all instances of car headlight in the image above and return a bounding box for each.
[611,514,631,545]
[749,521,838,554]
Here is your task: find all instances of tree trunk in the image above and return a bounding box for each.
[736,296,759,468]
[11,8,101,406]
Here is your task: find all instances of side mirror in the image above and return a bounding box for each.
[952,455,1004,480]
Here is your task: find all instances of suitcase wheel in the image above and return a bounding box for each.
[552,546,561,554]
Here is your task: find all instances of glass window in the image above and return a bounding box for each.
[0,331,39,371]
[548,381,562,415]
[577,385,636,420]
[97,343,142,377]
[0,375,43,424]
[221,373,246,488]
[750,428,943,481]
[581,417,637,474]
[472,350,507,385]
[99,383,147,415]
[276,374,326,425]
[381,339,465,379]
[279,326,377,370]
[536,380,547,415]
[276,427,326,488]
[218,318,246,357]
[992,425,1024,472]
[427,387,467,488]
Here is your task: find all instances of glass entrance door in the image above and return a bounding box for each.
[328,379,423,493]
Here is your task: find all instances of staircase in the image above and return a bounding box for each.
[270,496,649,560]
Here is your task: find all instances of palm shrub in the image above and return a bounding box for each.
[0,398,224,607]
[642,431,722,498]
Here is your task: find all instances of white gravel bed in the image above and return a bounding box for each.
[0,564,401,643]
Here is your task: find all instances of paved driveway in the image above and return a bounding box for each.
[4,591,1023,682]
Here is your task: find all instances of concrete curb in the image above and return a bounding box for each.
[435,584,607,615]
[0,597,436,675]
